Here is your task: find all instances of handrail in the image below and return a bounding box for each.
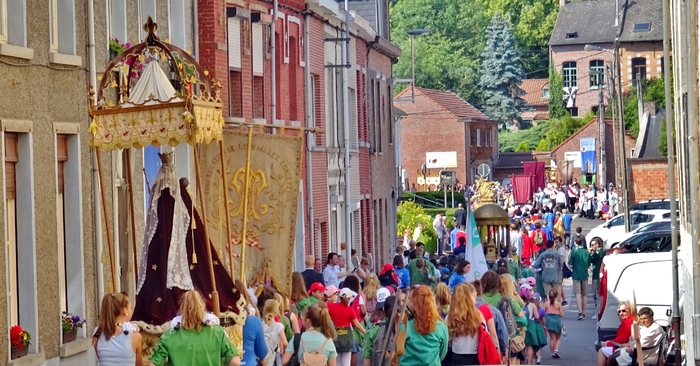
[403,191,443,208]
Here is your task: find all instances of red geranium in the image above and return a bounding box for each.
[10,325,31,349]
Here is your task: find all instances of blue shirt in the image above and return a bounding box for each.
[562,213,573,232]
[395,267,410,289]
[242,316,268,366]
[544,213,555,230]
[450,228,460,250]
[476,298,508,356]
[541,226,553,241]
[448,272,467,293]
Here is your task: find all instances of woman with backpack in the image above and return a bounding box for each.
[327,288,366,366]
[262,299,288,366]
[282,305,338,366]
[446,283,500,366]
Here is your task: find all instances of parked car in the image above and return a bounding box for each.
[597,252,675,349]
[605,219,676,248]
[605,230,679,255]
[586,210,672,249]
[630,199,678,211]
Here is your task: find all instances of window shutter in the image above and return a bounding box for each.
[349,88,358,149]
[5,132,17,199]
[57,134,68,194]
[252,23,263,74]
[228,19,241,69]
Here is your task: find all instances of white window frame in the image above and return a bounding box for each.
[477,128,482,147]
[562,61,578,88]
[252,23,264,75]
[228,18,242,69]
[0,0,32,59]
[0,0,7,43]
[590,59,605,89]
[50,0,58,52]
[56,132,87,341]
[4,130,39,354]
[349,87,358,150]
[139,0,157,41]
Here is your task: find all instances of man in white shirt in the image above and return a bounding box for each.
[413,223,424,241]
[567,184,579,212]
[334,255,351,283]
[556,189,567,211]
[433,214,446,255]
[323,252,340,287]
[509,223,524,257]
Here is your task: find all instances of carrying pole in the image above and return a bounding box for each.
[95,146,118,291]
[192,144,220,316]
[240,128,254,282]
[218,140,236,279]
[124,149,139,282]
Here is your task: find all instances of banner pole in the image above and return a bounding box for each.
[95,146,118,292]
[124,148,139,283]
[240,128,254,282]
[219,140,236,280]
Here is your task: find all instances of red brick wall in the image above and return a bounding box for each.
[199,0,229,117]
[551,43,614,116]
[629,158,679,204]
[551,117,636,184]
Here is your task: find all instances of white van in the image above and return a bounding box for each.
[596,251,675,346]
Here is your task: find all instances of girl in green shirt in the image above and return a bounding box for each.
[400,285,449,366]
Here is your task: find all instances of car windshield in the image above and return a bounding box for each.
[637,222,671,233]
[608,216,624,227]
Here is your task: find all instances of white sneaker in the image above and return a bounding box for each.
[591,315,598,320]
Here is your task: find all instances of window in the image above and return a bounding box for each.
[369,79,376,152]
[633,23,651,32]
[5,131,38,352]
[387,84,393,144]
[0,0,29,50]
[0,0,7,43]
[309,74,319,146]
[289,35,299,121]
[140,0,157,40]
[253,75,265,118]
[375,80,382,153]
[57,135,67,312]
[50,0,77,55]
[229,70,243,118]
[562,62,578,88]
[109,0,127,45]
[476,129,481,147]
[632,57,647,80]
[169,0,186,49]
[228,17,242,118]
[542,86,550,99]
[590,60,605,88]
[565,32,578,39]
[275,31,282,118]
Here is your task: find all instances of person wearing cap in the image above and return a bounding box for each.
[327,288,366,366]
[362,292,395,366]
[378,263,399,287]
[297,282,324,313]
[324,285,340,303]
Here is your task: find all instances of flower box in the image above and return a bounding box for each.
[10,344,28,360]
[62,329,78,344]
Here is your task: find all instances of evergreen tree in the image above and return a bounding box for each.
[479,13,526,129]
[535,139,549,151]
[548,63,566,120]
[515,141,530,152]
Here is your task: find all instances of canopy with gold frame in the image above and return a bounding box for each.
[88,18,244,337]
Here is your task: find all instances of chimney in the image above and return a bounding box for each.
[560,0,568,7]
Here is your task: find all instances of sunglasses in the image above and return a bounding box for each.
[617,309,628,314]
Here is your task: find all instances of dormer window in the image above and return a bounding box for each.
[633,23,651,32]
[566,32,578,39]
[542,87,550,99]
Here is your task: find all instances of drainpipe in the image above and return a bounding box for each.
[193,0,198,61]
[271,0,278,125]
[87,0,105,306]
[342,0,353,265]
[303,7,315,259]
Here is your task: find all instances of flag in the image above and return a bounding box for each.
[464,210,489,282]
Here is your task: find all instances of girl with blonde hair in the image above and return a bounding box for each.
[150,291,240,366]
[400,285,448,366]
[500,273,525,309]
[281,305,338,366]
[362,274,381,315]
[262,299,288,366]
[434,282,451,320]
[446,283,485,365]
[93,293,143,366]
[276,293,301,341]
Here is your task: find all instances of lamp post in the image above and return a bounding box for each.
[407,28,430,102]
[584,43,630,232]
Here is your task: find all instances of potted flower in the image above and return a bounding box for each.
[61,311,86,343]
[10,325,30,359]
[109,38,131,60]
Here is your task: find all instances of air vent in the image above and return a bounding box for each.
[565,32,578,39]
[633,23,651,32]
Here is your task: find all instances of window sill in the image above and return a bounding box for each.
[60,338,92,358]
[8,352,45,366]
[0,43,34,60]
[49,52,83,67]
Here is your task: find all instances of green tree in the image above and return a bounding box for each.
[535,139,548,151]
[479,13,526,128]
[515,140,531,152]
[396,201,437,254]
[545,113,594,148]
[498,120,553,152]
[548,64,566,120]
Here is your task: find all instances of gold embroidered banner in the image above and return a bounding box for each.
[201,130,302,295]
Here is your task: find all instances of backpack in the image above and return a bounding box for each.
[262,323,280,366]
[288,333,302,366]
[477,323,502,365]
[534,230,545,245]
[301,337,330,366]
[370,322,393,366]
[497,296,517,337]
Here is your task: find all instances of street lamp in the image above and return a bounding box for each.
[584,43,631,232]
[407,28,431,102]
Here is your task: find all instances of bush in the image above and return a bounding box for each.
[396,201,437,254]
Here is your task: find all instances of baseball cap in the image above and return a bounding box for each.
[526,277,536,286]
[323,285,339,297]
[308,282,325,295]
[339,288,358,303]
[376,288,391,309]
[379,263,394,275]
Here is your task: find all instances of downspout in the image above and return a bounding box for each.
[303,7,316,259]
[271,0,278,125]
[342,0,353,265]
[87,0,104,305]
[193,0,199,61]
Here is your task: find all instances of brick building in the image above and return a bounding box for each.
[198,0,399,266]
[549,117,636,185]
[519,78,550,123]
[618,0,665,83]
[628,158,679,203]
[395,87,498,188]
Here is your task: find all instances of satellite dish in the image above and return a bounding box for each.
[477,164,491,178]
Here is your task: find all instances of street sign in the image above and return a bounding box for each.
[426,151,458,169]
[440,170,456,185]
[564,151,582,168]
[477,163,491,177]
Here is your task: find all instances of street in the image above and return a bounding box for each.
[541,215,602,365]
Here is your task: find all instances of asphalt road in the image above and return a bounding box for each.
[538,215,604,366]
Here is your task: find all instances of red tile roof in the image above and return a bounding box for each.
[520,78,549,106]
[394,87,493,122]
